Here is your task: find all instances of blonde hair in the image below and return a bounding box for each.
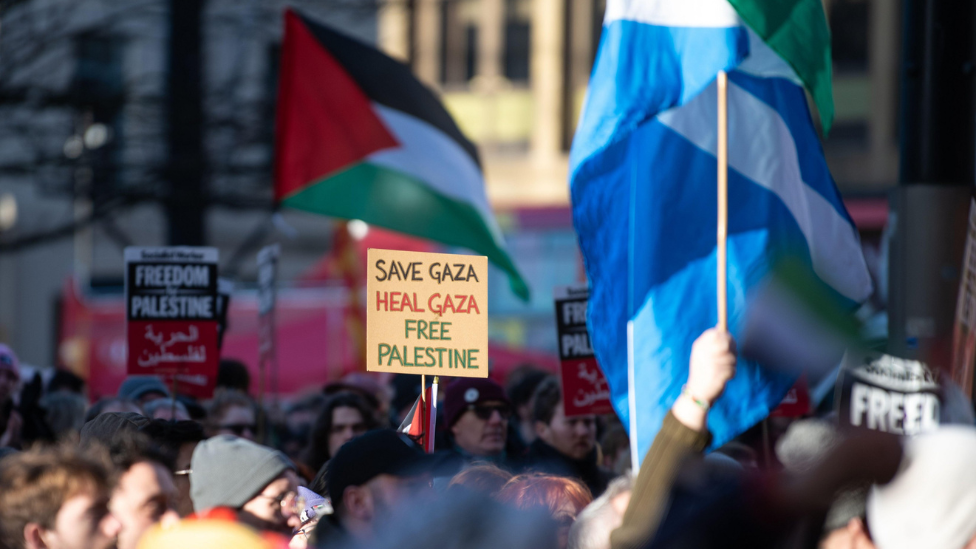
[0,444,113,549]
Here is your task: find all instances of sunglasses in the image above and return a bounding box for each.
[468,404,513,421]
[220,423,256,436]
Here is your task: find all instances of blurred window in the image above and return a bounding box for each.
[503,0,530,83]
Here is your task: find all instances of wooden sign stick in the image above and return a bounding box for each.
[717,71,729,332]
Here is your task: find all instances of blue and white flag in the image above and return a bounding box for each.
[570,0,873,461]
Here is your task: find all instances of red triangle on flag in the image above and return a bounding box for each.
[274,9,399,200]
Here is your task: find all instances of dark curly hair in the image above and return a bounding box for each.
[300,392,378,473]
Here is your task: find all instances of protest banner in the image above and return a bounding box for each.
[554,285,612,416]
[366,248,488,378]
[951,198,976,397]
[769,376,811,418]
[125,247,220,390]
[836,351,941,435]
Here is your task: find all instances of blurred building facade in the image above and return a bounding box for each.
[379,0,900,203]
[0,0,377,368]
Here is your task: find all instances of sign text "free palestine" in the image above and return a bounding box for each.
[366,249,488,378]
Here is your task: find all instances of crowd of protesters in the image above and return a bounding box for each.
[2,334,976,549]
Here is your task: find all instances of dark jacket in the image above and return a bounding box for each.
[610,410,710,549]
[523,439,614,497]
[312,514,355,549]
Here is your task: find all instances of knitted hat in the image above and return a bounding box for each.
[0,344,19,380]
[868,426,976,549]
[190,435,294,512]
[117,375,170,402]
[443,378,510,427]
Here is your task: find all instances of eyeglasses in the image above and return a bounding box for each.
[254,491,305,516]
[468,404,513,421]
[219,423,256,436]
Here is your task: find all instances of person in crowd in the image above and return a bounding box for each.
[117,375,170,408]
[143,398,191,421]
[217,359,252,394]
[599,426,630,476]
[524,377,612,496]
[301,392,377,474]
[568,476,633,549]
[448,463,513,497]
[105,436,180,549]
[0,444,122,549]
[324,373,391,427]
[314,429,437,547]
[206,389,258,441]
[140,419,206,517]
[190,435,302,536]
[290,486,327,549]
[280,394,326,461]
[0,344,22,448]
[775,418,870,549]
[84,397,143,422]
[497,473,593,549]
[441,378,518,469]
[609,328,738,549]
[80,411,151,447]
[863,426,976,549]
[46,369,86,395]
[39,391,87,440]
[78,411,180,549]
[610,329,904,549]
[507,366,549,447]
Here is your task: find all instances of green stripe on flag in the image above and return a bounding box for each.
[728,0,834,134]
[282,162,530,300]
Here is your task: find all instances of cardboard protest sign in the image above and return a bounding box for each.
[836,351,941,435]
[951,198,976,397]
[554,286,612,416]
[366,249,488,378]
[125,247,220,385]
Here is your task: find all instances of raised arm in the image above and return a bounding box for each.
[610,328,736,549]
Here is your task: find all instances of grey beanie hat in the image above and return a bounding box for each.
[190,435,294,512]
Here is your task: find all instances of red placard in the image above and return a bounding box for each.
[555,286,613,416]
[125,247,220,396]
[770,375,811,417]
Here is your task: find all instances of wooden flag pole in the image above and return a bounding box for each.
[717,71,729,332]
[421,374,426,404]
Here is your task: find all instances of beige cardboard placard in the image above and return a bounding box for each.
[366,248,488,378]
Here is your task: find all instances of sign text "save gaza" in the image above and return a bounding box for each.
[374,260,480,284]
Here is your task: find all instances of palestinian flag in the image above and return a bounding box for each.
[397,383,438,453]
[274,9,529,300]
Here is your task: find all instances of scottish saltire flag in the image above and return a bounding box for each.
[570,0,873,459]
